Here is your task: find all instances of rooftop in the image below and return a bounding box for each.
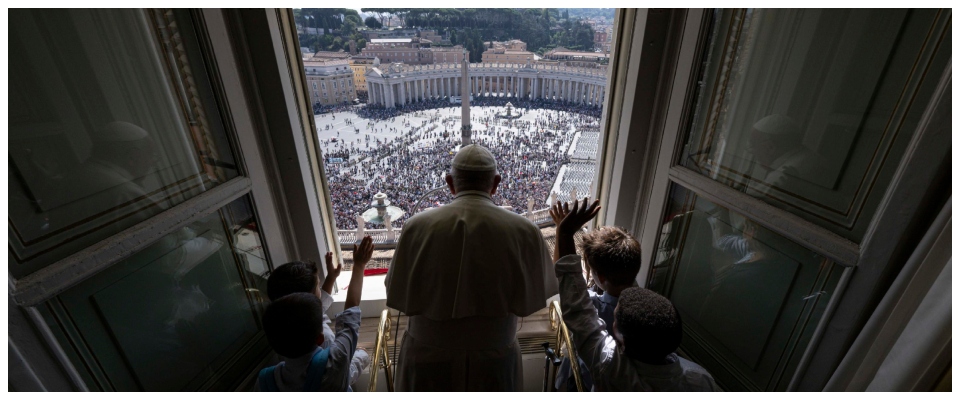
[545,48,610,58]
[371,38,414,44]
[431,46,466,52]
[304,59,351,67]
[310,50,350,58]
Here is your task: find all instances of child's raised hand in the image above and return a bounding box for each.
[324,251,342,280]
[550,200,567,226]
[556,197,601,236]
[353,235,374,268]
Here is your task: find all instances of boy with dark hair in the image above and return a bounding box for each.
[258,236,374,391]
[550,199,719,391]
[267,260,338,346]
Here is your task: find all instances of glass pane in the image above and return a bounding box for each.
[52,196,266,391]
[222,196,270,314]
[648,184,845,391]
[680,9,949,241]
[8,9,239,278]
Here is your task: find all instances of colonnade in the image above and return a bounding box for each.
[366,64,607,109]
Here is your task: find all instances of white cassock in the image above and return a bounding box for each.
[385,190,558,391]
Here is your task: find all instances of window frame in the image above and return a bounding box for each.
[9,9,288,307]
[597,8,952,390]
[8,8,314,391]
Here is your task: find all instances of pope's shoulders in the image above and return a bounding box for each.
[404,198,540,231]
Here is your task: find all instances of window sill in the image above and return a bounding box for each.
[326,274,389,318]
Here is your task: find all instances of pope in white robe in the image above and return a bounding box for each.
[385,144,559,391]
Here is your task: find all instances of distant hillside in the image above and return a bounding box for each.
[367,8,598,61]
[565,8,615,21]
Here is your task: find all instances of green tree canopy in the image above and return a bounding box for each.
[364,16,382,29]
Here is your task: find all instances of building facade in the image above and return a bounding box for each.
[360,38,426,65]
[481,40,537,64]
[348,55,375,95]
[365,61,607,108]
[363,28,442,43]
[430,46,467,64]
[360,38,465,65]
[594,30,608,50]
[305,50,351,61]
[304,59,357,106]
[543,47,610,67]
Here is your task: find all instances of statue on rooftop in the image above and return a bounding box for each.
[355,215,366,239]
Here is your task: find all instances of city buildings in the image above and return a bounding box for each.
[359,38,465,65]
[430,46,467,63]
[360,38,428,64]
[594,30,608,51]
[363,28,443,44]
[481,40,538,64]
[302,49,351,61]
[304,59,357,106]
[349,55,376,96]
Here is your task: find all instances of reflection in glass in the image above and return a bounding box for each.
[649,184,844,390]
[8,9,238,278]
[222,197,270,312]
[680,9,948,241]
[51,197,266,391]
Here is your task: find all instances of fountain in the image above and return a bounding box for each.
[361,192,405,227]
[495,101,521,120]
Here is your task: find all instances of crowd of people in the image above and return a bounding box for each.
[356,96,604,121]
[320,99,602,230]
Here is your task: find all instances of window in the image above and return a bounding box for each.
[649,185,843,390]
[47,196,267,391]
[9,8,299,392]
[9,8,239,278]
[631,8,951,391]
[679,9,941,242]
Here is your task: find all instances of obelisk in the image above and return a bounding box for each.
[460,48,472,145]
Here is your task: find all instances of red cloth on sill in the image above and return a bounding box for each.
[363,267,389,276]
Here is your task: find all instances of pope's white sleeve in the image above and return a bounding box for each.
[384,241,398,290]
[540,229,560,298]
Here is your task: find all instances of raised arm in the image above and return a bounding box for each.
[321,251,342,296]
[320,235,373,391]
[550,198,617,372]
[345,235,374,310]
[550,197,601,260]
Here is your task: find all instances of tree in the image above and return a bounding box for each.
[331,36,344,51]
[362,8,392,28]
[294,9,306,29]
[343,19,358,35]
[380,8,600,57]
[364,16,382,29]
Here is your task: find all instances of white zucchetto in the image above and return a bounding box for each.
[451,144,498,172]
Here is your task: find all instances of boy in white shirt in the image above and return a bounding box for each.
[550,199,720,391]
